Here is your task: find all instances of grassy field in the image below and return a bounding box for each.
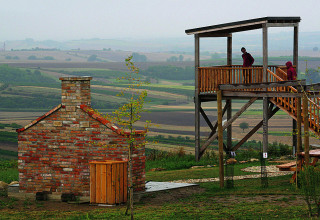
[0,161,312,219]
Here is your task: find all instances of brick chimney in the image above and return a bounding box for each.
[60,77,92,111]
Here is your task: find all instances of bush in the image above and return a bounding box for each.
[145,147,218,171]
[0,160,18,184]
[299,166,320,217]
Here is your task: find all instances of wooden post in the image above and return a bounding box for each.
[263,97,269,157]
[293,24,299,75]
[303,93,310,166]
[297,97,302,153]
[227,99,232,150]
[293,24,299,157]
[195,34,200,161]
[293,120,297,155]
[227,35,232,66]
[263,24,268,83]
[217,90,224,188]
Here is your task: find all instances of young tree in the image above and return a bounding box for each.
[239,122,249,132]
[101,56,150,219]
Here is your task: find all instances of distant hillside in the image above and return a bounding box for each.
[1,31,320,54]
[0,64,56,84]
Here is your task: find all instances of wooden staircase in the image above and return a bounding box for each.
[267,68,320,136]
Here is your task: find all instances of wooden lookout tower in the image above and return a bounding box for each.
[186,17,320,187]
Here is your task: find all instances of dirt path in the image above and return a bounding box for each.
[171,165,294,183]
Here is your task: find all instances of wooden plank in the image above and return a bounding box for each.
[219,80,305,90]
[119,162,124,203]
[217,90,224,188]
[101,164,107,204]
[90,163,96,203]
[200,97,257,157]
[231,106,279,151]
[96,164,101,203]
[111,164,116,204]
[106,163,112,204]
[124,162,128,203]
[276,161,296,169]
[115,163,119,204]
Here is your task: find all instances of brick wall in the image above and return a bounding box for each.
[17,77,145,196]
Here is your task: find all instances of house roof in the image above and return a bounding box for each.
[16,104,145,136]
[185,17,301,36]
[16,104,64,133]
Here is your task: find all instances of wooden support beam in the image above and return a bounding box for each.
[231,106,279,152]
[266,23,299,28]
[222,91,304,98]
[219,80,306,90]
[304,83,320,91]
[227,99,232,150]
[199,98,257,155]
[263,24,268,83]
[263,97,269,156]
[198,33,232,38]
[200,107,214,131]
[207,101,230,140]
[195,34,200,161]
[293,25,299,73]
[293,119,297,155]
[303,94,310,166]
[227,35,232,66]
[217,90,224,188]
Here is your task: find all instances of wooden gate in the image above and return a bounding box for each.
[89,160,128,204]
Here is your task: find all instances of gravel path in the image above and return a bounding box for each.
[171,165,294,184]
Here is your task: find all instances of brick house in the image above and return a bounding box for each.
[16,77,145,197]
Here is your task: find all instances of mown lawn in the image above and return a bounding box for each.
[0,175,311,219]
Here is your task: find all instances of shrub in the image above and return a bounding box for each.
[299,166,320,217]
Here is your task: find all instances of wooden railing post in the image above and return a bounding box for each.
[297,97,302,153]
[303,93,310,166]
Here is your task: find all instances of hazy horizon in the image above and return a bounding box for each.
[1,0,320,42]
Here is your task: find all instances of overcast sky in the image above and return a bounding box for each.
[1,0,320,41]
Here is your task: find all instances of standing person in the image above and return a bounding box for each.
[286,61,297,80]
[241,47,255,83]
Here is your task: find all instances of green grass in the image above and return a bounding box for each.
[0,160,18,183]
[146,161,262,182]
[0,175,310,219]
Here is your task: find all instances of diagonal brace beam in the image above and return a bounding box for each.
[200,107,214,131]
[199,97,257,156]
[207,101,231,139]
[231,106,280,152]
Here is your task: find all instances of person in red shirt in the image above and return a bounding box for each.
[241,47,254,83]
[286,61,297,80]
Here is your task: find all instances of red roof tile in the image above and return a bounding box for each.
[16,103,146,136]
[78,105,146,136]
[16,104,64,133]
